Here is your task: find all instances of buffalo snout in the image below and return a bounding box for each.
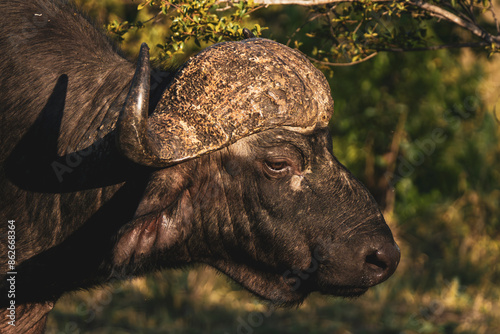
[309,230,400,297]
[362,239,401,286]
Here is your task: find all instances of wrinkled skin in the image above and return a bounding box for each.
[0,0,399,333]
[113,128,399,305]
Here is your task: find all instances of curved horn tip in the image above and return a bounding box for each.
[138,43,150,64]
[116,42,159,167]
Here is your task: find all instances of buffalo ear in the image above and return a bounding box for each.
[112,168,193,268]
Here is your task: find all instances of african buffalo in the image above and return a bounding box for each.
[0,0,400,333]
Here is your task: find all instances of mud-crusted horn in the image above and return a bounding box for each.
[118,38,334,168]
[116,43,166,167]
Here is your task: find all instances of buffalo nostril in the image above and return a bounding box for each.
[365,251,388,271]
[363,242,400,285]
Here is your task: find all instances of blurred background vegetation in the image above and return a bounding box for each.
[47,1,499,333]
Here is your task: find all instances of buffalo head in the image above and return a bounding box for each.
[112,38,400,305]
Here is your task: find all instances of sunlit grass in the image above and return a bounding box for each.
[47,257,500,333]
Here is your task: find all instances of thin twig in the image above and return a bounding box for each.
[216,3,233,11]
[286,13,325,46]
[352,19,363,36]
[141,10,163,24]
[246,4,268,17]
[469,0,474,24]
[326,10,340,45]
[308,41,489,68]
[454,0,475,24]
[488,0,500,34]
[308,51,378,66]
[376,42,489,52]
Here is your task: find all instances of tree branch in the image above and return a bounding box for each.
[251,0,393,4]
[249,0,500,45]
[409,0,500,44]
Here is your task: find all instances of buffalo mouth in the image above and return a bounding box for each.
[203,237,400,304]
[315,285,369,298]
[209,259,308,306]
[208,259,373,306]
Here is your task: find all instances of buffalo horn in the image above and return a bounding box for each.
[116,43,167,167]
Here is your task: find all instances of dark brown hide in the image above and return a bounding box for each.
[113,129,399,305]
[0,1,399,333]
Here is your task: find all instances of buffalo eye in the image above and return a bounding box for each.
[263,159,292,178]
[266,161,288,170]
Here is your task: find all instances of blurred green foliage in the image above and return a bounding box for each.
[81,0,500,67]
[111,0,265,59]
[75,0,266,66]
[284,0,500,65]
[49,1,500,333]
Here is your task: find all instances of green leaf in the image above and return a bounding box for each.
[137,1,150,10]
